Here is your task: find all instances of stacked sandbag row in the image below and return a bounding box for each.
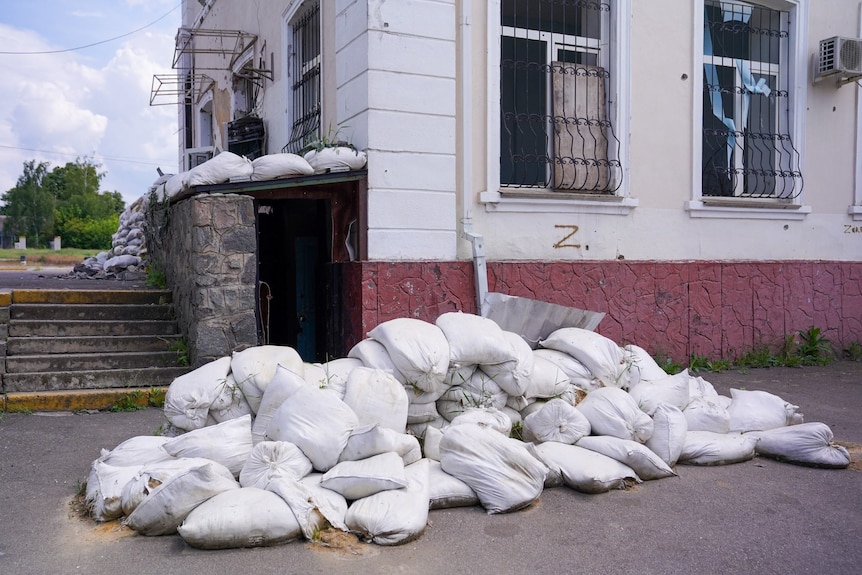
[152,148,368,204]
[86,313,851,551]
[69,196,148,279]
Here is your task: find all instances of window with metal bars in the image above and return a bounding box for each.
[283,2,321,154]
[702,0,803,199]
[500,0,622,193]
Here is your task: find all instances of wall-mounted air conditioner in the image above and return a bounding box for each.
[815,36,862,84]
[184,147,214,171]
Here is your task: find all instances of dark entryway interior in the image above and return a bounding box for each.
[256,198,331,362]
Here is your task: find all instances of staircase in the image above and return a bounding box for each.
[0,289,189,411]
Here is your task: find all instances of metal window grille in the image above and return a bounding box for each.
[283,3,321,154]
[500,0,622,193]
[702,0,803,199]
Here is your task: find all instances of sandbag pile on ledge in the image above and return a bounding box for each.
[85,312,851,549]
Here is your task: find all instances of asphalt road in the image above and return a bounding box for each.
[1,363,860,575]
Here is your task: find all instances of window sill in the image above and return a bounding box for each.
[685,198,811,220]
[481,189,638,215]
[849,205,862,221]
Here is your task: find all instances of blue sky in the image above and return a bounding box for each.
[0,0,182,208]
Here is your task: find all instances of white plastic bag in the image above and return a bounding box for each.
[177,487,301,549]
[162,414,254,476]
[342,367,409,432]
[124,462,240,536]
[265,385,359,472]
[531,442,641,494]
[522,398,591,444]
[239,441,313,488]
[576,387,654,443]
[344,458,430,546]
[750,422,850,468]
[439,424,547,514]
[576,435,676,480]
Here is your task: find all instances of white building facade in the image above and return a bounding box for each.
[166,0,862,362]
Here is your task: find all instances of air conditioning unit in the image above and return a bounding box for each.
[816,36,862,81]
[184,147,214,170]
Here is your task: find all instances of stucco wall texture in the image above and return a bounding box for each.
[355,261,862,364]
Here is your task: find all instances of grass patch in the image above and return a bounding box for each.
[109,391,147,412]
[0,248,98,267]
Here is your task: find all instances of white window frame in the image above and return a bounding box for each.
[481,0,635,215]
[852,6,862,221]
[198,91,214,148]
[231,49,256,120]
[687,0,811,220]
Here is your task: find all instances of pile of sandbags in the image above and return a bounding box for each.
[86,312,851,550]
[68,195,148,279]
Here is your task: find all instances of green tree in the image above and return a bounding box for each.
[0,160,54,247]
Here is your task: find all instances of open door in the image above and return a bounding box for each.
[256,198,330,361]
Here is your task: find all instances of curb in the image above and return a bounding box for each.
[2,388,167,413]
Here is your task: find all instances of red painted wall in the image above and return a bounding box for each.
[347,260,862,364]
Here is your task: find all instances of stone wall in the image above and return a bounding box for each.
[147,194,258,367]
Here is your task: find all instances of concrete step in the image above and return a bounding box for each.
[4,350,184,373]
[5,334,184,355]
[1,388,169,413]
[8,319,178,338]
[10,289,171,305]
[2,367,189,394]
[10,303,174,321]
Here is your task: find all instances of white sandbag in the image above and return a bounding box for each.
[539,328,638,389]
[440,369,508,411]
[239,441,313,489]
[265,385,359,472]
[439,423,547,514]
[533,348,601,392]
[502,406,523,429]
[162,414,254,476]
[407,401,440,424]
[164,356,233,431]
[344,458,430,546]
[250,153,314,181]
[688,374,721,401]
[576,387,654,443]
[251,364,307,445]
[575,435,676,480]
[186,151,253,187]
[231,345,305,413]
[623,344,670,384]
[530,442,641,494]
[645,403,688,466]
[679,431,759,465]
[449,407,512,436]
[367,318,450,393]
[422,426,444,461]
[338,424,422,465]
[435,311,517,367]
[208,373,254,423]
[683,396,730,433]
[310,357,362,398]
[342,367,409,432]
[304,146,368,173]
[479,331,535,397]
[265,476,342,539]
[628,370,691,415]
[321,452,407,500]
[522,398,591,444]
[728,388,802,432]
[124,462,240,536]
[104,254,141,272]
[407,418,447,439]
[347,339,406,383]
[428,460,479,509]
[164,172,187,199]
[121,457,234,517]
[298,473,349,531]
[97,435,172,467]
[749,422,851,468]
[86,461,143,522]
[177,487,301,549]
[523,355,573,400]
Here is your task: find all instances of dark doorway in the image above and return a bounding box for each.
[256,198,331,362]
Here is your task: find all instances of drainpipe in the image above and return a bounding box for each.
[193,0,216,29]
[459,0,488,314]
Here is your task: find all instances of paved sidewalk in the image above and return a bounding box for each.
[0,363,860,575]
